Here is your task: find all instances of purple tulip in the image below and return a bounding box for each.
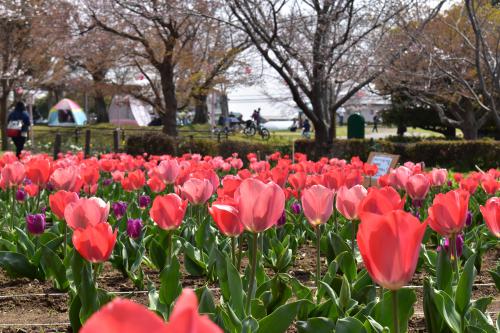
[112,201,128,219]
[23,178,32,185]
[138,195,151,209]
[276,211,286,227]
[46,182,55,192]
[465,210,472,227]
[16,188,27,202]
[103,178,113,186]
[437,234,464,259]
[447,180,453,187]
[26,214,46,235]
[127,218,142,239]
[412,199,423,208]
[291,201,302,214]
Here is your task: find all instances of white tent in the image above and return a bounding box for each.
[108,95,153,126]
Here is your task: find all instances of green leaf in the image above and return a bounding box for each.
[256,300,310,333]
[226,256,245,319]
[423,279,446,333]
[468,308,496,333]
[335,251,357,282]
[455,254,476,316]
[78,263,99,323]
[242,316,259,333]
[373,289,416,333]
[336,317,367,333]
[40,245,68,290]
[0,251,38,279]
[339,275,351,313]
[183,242,208,276]
[432,289,461,333]
[487,269,500,292]
[68,295,82,332]
[159,256,182,309]
[296,317,336,333]
[195,286,216,315]
[436,248,453,293]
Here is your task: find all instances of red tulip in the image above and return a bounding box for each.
[72,222,117,263]
[405,174,430,201]
[179,178,213,204]
[301,185,335,226]
[164,289,223,333]
[459,177,479,195]
[121,170,145,192]
[81,163,100,186]
[208,204,244,237]
[80,298,166,333]
[363,163,378,177]
[430,168,448,187]
[336,185,367,220]
[480,197,499,237]
[322,169,344,190]
[453,173,463,183]
[64,197,110,230]
[358,210,427,290]
[25,158,51,186]
[358,186,405,216]
[426,190,469,237]
[235,178,285,233]
[481,176,499,195]
[147,176,166,193]
[50,166,83,192]
[150,193,187,230]
[289,172,307,191]
[221,175,242,198]
[271,166,289,188]
[24,184,39,197]
[49,190,80,220]
[1,161,25,187]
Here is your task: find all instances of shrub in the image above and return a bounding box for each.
[125,133,176,156]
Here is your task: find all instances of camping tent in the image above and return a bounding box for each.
[48,98,87,126]
[108,95,153,126]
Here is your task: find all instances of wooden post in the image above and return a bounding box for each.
[74,128,79,145]
[53,132,61,160]
[113,129,120,152]
[84,129,91,158]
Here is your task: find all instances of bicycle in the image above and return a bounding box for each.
[243,120,270,140]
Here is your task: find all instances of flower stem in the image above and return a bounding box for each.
[63,222,68,259]
[392,289,400,333]
[315,225,321,290]
[333,197,338,232]
[166,231,173,267]
[237,234,243,270]
[450,233,458,276]
[231,237,237,268]
[351,220,356,254]
[245,232,258,315]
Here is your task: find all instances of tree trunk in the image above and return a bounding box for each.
[0,94,8,151]
[192,94,208,124]
[94,93,108,123]
[312,119,332,158]
[461,123,479,140]
[220,93,229,118]
[159,63,178,137]
[91,72,109,123]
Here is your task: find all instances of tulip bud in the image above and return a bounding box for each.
[465,210,472,227]
[127,218,142,239]
[112,201,128,219]
[276,211,286,227]
[16,188,27,201]
[26,213,46,235]
[138,195,151,209]
[291,201,302,214]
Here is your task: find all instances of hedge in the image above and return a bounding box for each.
[126,133,499,171]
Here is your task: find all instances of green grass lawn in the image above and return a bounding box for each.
[22,123,446,155]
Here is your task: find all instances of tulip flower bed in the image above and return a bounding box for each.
[0,150,498,333]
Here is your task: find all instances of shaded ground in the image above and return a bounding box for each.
[0,245,497,332]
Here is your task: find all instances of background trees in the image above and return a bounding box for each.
[378,0,500,139]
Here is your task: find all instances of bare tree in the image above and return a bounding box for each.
[227,0,445,152]
[379,1,499,139]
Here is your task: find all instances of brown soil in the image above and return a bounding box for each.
[0,245,498,332]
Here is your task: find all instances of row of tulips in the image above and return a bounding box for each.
[0,150,498,333]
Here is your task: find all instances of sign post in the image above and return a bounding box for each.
[364,152,399,187]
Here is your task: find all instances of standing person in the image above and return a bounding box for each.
[372,114,379,133]
[252,108,261,126]
[7,102,31,157]
[302,118,311,138]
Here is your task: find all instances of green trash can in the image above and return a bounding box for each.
[347,114,365,139]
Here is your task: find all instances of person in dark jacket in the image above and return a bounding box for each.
[7,102,31,157]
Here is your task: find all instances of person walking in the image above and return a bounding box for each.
[7,102,31,157]
[372,114,379,133]
[302,118,311,138]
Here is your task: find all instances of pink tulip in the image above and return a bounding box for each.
[1,162,25,187]
[150,193,188,230]
[426,190,469,237]
[480,197,499,238]
[64,197,110,230]
[157,159,180,184]
[235,178,285,233]
[50,166,83,192]
[430,168,448,187]
[301,185,335,226]
[179,178,213,204]
[393,166,412,189]
[336,185,367,220]
[405,174,430,201]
